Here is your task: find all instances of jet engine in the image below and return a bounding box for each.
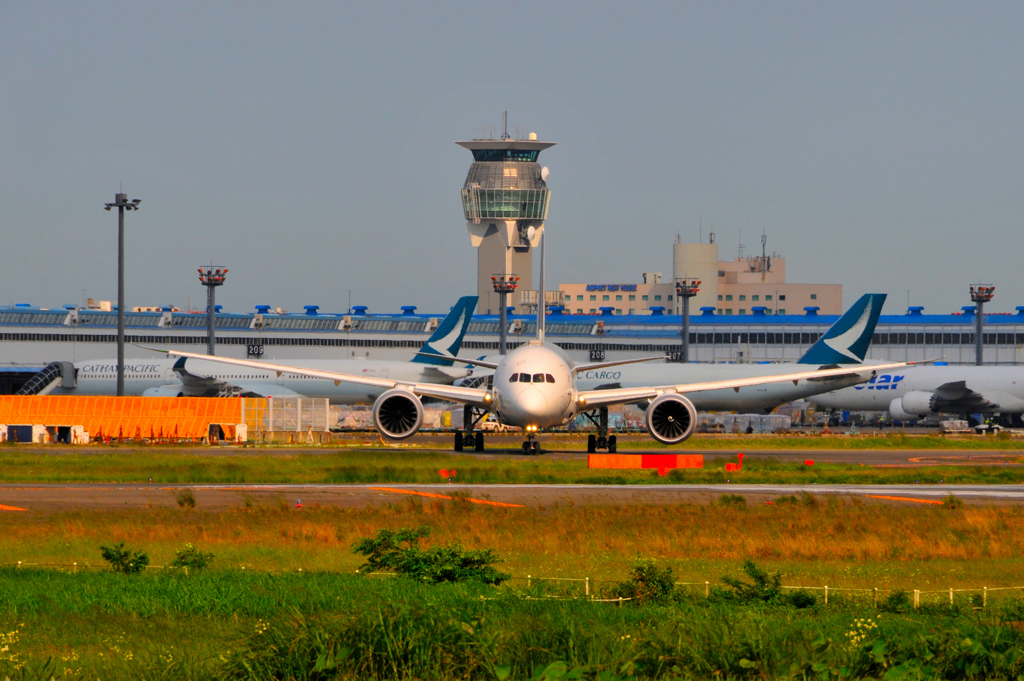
[142,385,185,398]
[645,393,697,445]
[372,389,424,441]
[889,391,937,420]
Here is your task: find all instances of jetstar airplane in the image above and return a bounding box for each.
[149,232,920,454]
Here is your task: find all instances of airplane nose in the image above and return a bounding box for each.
[516,388,549,420]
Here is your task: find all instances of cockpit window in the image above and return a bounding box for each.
[546,374,556,383]
[509,373,518,383]
[519,373,532,383]
[532,373,545,383]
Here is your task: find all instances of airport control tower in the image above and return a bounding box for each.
[457,126,554,313]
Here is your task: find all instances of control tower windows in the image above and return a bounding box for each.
[471,149,539,162]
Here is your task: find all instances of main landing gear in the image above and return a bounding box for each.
[582,407,617,453]
[454,405,486,452]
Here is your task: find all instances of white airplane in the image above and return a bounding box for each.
[575,294,888,415]
[813,365,1024,426]
[151,233,917,453]
[27,297,480,404]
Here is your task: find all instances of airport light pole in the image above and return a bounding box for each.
[970,284,995,366]
[103,193,140,396]
[674,278,701,362]
[491,274,519,355]
[199,266,228,355]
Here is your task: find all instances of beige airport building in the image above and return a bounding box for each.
[558,239,842,316]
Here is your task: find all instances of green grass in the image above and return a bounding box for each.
[4,569,1024,679]
[0,444,1022,485]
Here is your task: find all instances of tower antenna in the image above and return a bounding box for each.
[501,110,510,140]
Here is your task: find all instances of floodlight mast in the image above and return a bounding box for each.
[675,278,701,362]
[491,273,519,355]
[198,267,228,355]
[970,284,995,366]
[103,192,140,396]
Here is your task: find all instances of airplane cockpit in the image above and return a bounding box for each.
[508,373,556,384]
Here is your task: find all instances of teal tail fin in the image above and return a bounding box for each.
[411,296,478,366]
[798,294,886,365]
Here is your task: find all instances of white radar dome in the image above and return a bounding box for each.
[540,166,550,182]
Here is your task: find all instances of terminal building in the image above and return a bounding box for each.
[2,300,1024,392]
[559,236,842,317]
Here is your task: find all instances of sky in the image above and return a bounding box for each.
[2,2,1022,317]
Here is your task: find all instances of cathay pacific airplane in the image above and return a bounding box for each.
[813,365,1024,425]
[151,232,916,454]
[575,293,887,415]
[41,297,479,404]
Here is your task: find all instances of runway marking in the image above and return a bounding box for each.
[0,504,28,512]
[865,495,944,505]
[368,487,525,508]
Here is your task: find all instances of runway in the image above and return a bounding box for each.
[1,482,1021,512]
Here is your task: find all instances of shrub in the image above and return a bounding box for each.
[352,526,509,585]
[720,560,782,604]
[174,488,196,509]
[718,494,747,508]
[943,494,964,510]
[787,589,817,608]
[169,543,214,572]
[613,558,676,605]
[773,495,799,505]
[100,541,150,574]
[881,589,912,613]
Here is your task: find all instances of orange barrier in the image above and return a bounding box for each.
[588,454,703,470]
[0,396,254,442]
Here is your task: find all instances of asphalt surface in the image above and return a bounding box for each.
[0,482,1021,512]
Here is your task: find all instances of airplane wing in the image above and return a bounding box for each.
[573,356,669,373]
[576,360,916,410]
[415,352,500,369]
[154,349,494,409]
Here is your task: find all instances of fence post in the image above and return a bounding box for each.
[705,581,710,599]
[950,588,953,607]
[873,587,878,607]
[73,562,77,574]
[618,597,623,607]
[914,590,920,609]
[527,574,531,589]
[984,587,988,608]
[585,577,590,597]
[824,586,828,605]
[17,561,21,570]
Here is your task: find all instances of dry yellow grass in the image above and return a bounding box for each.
[2,498,1023,590]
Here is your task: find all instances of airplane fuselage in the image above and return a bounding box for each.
[813,365,1024,415]
[491,342,578,428]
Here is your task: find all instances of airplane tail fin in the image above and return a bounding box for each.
[798,293,886,365]
[411,296,478,366]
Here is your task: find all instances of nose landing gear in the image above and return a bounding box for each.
[522,432,540,455]
[582,407,617,453]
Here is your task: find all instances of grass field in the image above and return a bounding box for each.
[4,499,1024,589]
[1,443,1023,485]
[4,555,1024,678]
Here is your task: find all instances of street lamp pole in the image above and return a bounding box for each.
[491,273,519,355]
[199,267,228,355]
[674,278,701,362]
[970,284,995,366]
[104,193,140,396]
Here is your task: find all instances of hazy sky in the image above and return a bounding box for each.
[2,2,1022,316]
